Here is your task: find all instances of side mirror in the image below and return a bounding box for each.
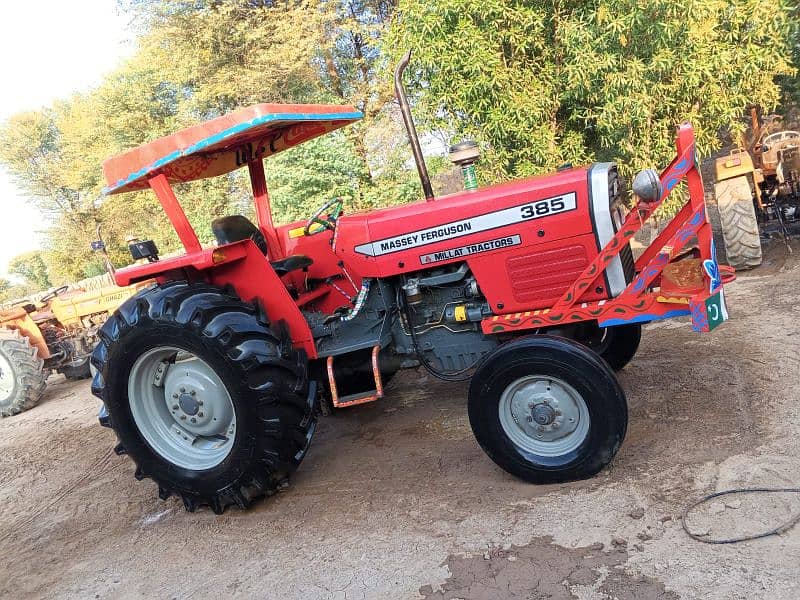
[632,169,663,203]
[129,240,160,263]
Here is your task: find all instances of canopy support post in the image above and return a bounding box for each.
[248,159,282,259]
[148,173,201,253]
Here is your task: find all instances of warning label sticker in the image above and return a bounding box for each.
[419,235,522,265]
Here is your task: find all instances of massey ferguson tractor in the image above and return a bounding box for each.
[92,53,731,513]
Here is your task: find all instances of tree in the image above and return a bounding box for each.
[780,2,800,105]
[388,0,796,186]
[8,251,51,291]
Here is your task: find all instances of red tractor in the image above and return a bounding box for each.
[93,55,731,513]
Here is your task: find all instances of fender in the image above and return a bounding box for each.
[114,240,316,357]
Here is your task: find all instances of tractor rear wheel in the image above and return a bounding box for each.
[91,281,318,513]
[468,335,627,483]
[714,176,762,269]
[0,329,47,417]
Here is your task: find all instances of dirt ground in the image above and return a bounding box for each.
[2,241,799,600]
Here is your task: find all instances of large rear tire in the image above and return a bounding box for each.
[714,176,762,269]
[468,335,627,483]
[0,329,46,417]
[91,281,318,513]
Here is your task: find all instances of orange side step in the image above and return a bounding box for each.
[326,345,383,408]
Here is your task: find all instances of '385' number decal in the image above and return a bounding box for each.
[354,191,577,256]
[520,197,568,219]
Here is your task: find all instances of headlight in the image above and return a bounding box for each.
[632,169,663,203]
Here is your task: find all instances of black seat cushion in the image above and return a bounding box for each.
[211,215,269,255]
[211,215,313,275]
[270,255,314,276]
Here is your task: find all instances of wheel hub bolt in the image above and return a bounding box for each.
[177,392,201,416]
[531,403,556,426]
[172,404,179,410]
[190,390,196,396]
[198,412,204,417]
[180,415,186,420]
[191,417,197,423]
[172,393,178,399]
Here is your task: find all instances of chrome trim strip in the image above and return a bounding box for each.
[589,163,627,297]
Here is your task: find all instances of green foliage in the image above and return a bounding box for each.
[0,0,415,282]
[389,0,796,189]
[0,277,38,304]
[7,251,51,291]
[267,132,369,223]
[1,0,798,283]
[779,2,800,104]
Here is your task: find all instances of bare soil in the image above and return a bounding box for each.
[1,240,799,600]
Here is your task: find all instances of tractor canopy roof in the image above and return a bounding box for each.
[102,103,362,195]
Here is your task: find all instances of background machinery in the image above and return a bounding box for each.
[714,107,800,268]
[0,274,148,417]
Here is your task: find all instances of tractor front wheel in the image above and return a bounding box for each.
[468,335,627,483]
[91,282,318,513]
[579,322,641,372]
[0,329,47,417]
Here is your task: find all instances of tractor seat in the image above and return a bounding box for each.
[211,215,313,276]
[269,254,313,276]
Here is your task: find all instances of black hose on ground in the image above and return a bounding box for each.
[683,487,800,544]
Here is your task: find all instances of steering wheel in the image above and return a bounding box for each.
[304,197,344,236]
[763,131,800,146]
[40,285,69,303]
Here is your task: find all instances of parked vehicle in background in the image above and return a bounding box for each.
[0,273,149,417]
[714,108,800,268]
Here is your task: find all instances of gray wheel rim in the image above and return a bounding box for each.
[128,346,236,470]
[0,352,15,402]
[498,375,590,457]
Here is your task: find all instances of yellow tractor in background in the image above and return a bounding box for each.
[0,258,150,417]
[714,107,800,268]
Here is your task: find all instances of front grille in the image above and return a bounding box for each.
[618,242,636,283]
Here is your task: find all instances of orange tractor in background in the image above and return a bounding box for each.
[714,107,800,268]
[0,274,149,417]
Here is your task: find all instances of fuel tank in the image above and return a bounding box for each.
[334,163,633,313]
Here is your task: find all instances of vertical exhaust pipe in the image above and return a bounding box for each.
[394,50,434,201]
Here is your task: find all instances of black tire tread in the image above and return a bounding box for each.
[468,335,627,484]
[598,323,641,372]
[59,357,92,380]
[0,329,47,417]
[91,281,316,513]
[715,177,762,269]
